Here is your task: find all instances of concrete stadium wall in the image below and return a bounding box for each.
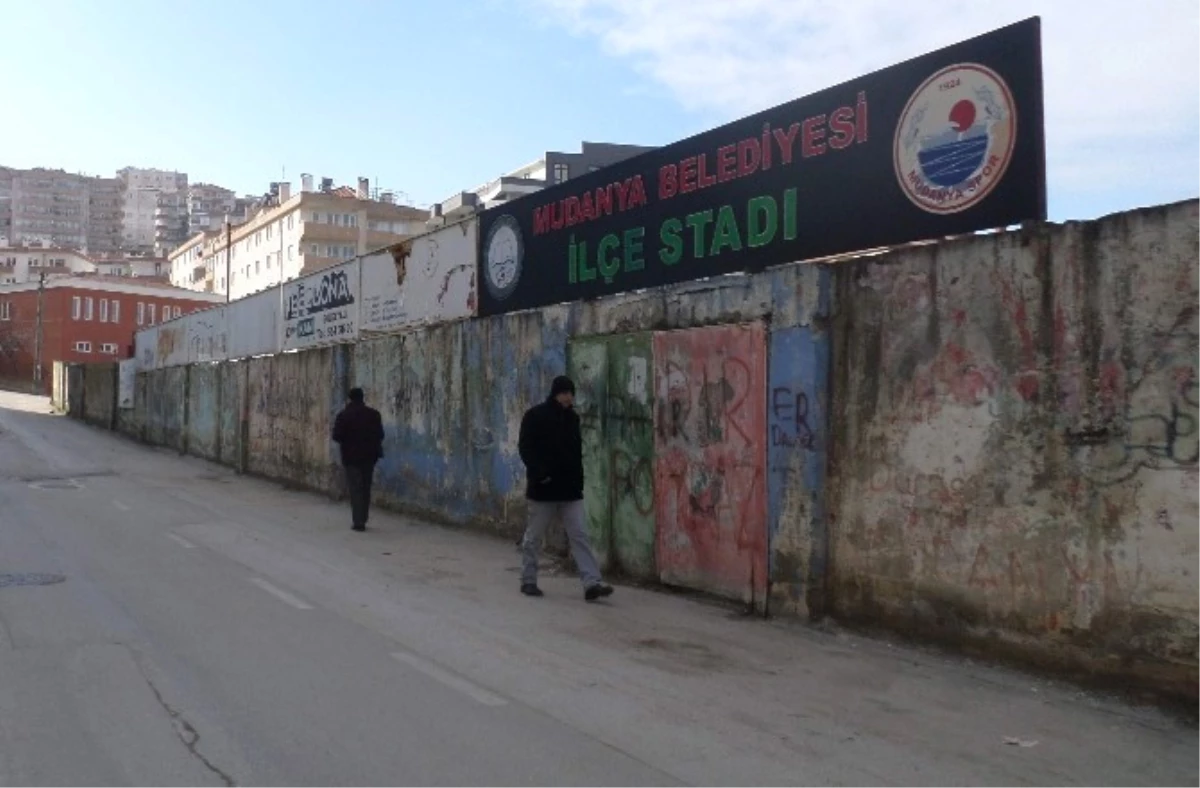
[81,362,117,429]
[187,364,221,461]
[72,200,1198,699]
[828,201,1199,697]
[247,346,350,494]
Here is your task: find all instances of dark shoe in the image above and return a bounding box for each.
[584,583,614,602]
[521,584,544,597]
[352,525,366,532]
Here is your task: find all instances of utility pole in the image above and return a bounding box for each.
[224,216,232,303]
[32,271,45,393]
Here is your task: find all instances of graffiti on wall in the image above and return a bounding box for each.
[1068,312,1199,487]
[654,323,768,605]
[360,221,477,334]
[282,262,359,350]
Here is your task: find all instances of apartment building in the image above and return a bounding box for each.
[428,141,655,228]
[119,167,188,252]
[0,244,94,285]
[1,168,126,255]
[169,179,427,299]
[154,191,189,255]
[0,277,224,391]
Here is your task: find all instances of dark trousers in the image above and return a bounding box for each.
[344,462,376,528]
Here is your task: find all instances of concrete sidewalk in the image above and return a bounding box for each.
[7,392,1198,786]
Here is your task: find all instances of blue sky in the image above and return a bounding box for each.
[2,0,1196,221]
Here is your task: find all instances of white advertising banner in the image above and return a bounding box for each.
[118,359,137,408]
[135,325,160,370]
[228,288,282,359]
[282,260,360,351]
[360,220,477,334]
[187,306,228,364]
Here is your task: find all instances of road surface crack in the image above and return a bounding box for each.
[132,655,236,786]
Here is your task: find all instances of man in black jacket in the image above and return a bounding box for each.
[518,375,613,601]
[332,388,384,532]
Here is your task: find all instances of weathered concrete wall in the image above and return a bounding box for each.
[81,363,117,429]
[570,333,657,578]
[829,201,1199,697]
[66,364,85,419]
[116,372,146,439]
[768,318,831,617]
[654,323,769,607]
[218,361,246,469]
[187,364,221,461]
[355,310,570,538]
[247,346,348,494]
[144,366,186,452]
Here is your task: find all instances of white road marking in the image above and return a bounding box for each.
[390,651,508,707]
[249,577,312,610]
[165,533,196,549]
[113,500,131,511]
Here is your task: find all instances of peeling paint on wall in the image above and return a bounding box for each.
[654,323,768,607]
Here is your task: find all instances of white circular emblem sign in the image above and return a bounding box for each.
[894,63,1017,215]
[482,215,523,302]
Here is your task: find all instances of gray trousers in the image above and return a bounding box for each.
[521,500,603,588]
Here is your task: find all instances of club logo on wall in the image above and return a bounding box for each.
[482,214,524,301]
[894,63,1017,214]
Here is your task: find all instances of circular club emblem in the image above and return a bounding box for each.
[894,63,1017,214]
[482,214,523,301]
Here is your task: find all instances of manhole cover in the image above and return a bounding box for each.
[28,479,81,491]
[0,573,66,588]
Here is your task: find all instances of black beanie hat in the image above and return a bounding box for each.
[550,375,575,396]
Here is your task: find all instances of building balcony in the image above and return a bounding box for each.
[438,191,480,221]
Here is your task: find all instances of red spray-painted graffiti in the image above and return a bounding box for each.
[653,323,768,605]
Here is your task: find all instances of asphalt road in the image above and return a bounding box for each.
[0,391,1194,786]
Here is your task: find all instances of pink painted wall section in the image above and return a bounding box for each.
[654,323,768,607]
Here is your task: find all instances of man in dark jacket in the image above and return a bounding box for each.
[517,375,613,601]
[332,388,384,532]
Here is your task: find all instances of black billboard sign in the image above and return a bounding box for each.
[477,18,1045,316]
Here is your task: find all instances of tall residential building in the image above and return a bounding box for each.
[0,167,13,241]
[3,168,126,255]
[169,179,427,299]
[118,167,187,252]
[153,192,189,256]
[88,176,124,256]
[429,141,655,228]
[187,184,237,234]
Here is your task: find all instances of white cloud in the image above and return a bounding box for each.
[526,0,1199,216]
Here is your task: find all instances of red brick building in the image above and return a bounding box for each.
[0,276,225,392]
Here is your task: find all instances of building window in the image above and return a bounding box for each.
[266,224,272,240]
[326,212,335,225]
[74,341,92,353]
[84,297,94,321]
[287,214,294,230]
[148,304,156,324]
[345,214,357,227]
[309,243,319,255]
[99,299,109,323]
[71,297,82,320]
[288,244,294,261]
[343,245,355,259]
[137,302,145,325]
[0,302,9,321]
[111,300,120,323]
[256,260,261,274]
[553,163,570,183]
[101,343,118,355]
